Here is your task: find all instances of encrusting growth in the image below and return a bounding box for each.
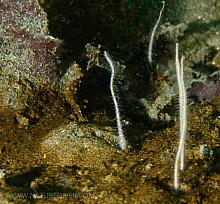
[174,43,187,190]
[148,1,165,66]
[104,51,127,150]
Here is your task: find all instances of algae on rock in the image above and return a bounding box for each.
[0,0,83,119]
